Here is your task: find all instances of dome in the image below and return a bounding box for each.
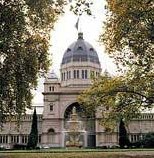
[45,71,59,82]
[61,32,100,65]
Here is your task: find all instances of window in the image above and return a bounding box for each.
[22,135,28,144]
[48,128,55,144]
[77,46,83,50]
[90,48,94,51]
[69,71,71,79]
[49,86,51,91]
[74,70,76,79]
[61,73,63,81]
[0,135,8,143]
[11,135,19,143]
[52,86,54,91]
[82,70,84,79]
[85,70,87,79]
[67,48,71,52]
[67,71,69,79]
[64,72,65,80]
[82,70,88,79]
[50,104,54,111]
[77,70,79,78]
[49,86,54,91]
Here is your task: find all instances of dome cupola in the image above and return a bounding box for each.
[62,32,100,65]
[60,32,102,87]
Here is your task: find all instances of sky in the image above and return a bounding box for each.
[32,0,117,105]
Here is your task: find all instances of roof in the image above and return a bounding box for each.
[61,32,100,65]
[45,71,59,82]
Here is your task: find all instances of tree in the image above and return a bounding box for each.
[101,0,154,104]
[101,0,154,71]
[102,0,154,117]
[119,118,130,148]
[27,108,38,149]
[0,0,65,124]
[78,74,143,128]
[79,0,154,127]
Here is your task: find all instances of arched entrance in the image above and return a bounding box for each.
[64,102,96,148]
[47,128,55,144]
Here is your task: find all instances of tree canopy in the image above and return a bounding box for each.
[101,0,154,71]
[0,0,65,124]
[78,0,154,127]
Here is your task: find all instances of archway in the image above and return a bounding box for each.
[63,102,96,148]
[64,102,84,120]
[47,128,55,144]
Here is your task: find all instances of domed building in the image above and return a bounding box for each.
[42,32,102,147]
[1,33,154,149]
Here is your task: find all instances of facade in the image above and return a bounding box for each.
[1,33,154,148]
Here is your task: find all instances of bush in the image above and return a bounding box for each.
[141,132,154,148]
[0,146,5,150]
[13,144,27,150]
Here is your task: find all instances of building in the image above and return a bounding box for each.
[1,32,154,148]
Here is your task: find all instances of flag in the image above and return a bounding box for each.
[75,17,79,30]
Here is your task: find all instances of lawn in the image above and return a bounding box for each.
[0,149,154,158]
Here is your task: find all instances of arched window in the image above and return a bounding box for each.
[48,128,55,133]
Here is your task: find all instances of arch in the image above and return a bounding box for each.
[47,128,55,144]
[63,102,96,148]
[48,128,55,133]
[63,102,85,119]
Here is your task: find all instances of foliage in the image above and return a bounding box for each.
[141,132,154,148]
[119,119,130,148]
[69,0,93,16]
[13,143,27,150]
[0,0,66,124]
[78,73,144,128]
[27,108,38,149]
[101,0,154,71]
[100,0,154,107]
[78,0,154,127]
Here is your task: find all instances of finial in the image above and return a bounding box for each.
[78,32,83,40]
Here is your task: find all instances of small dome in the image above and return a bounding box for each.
[45,71,58,82]
[61,32,100,65]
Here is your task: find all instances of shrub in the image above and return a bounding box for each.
[141,132,154,148]
[13,144,27,150]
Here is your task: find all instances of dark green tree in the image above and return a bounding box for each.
[27,108,38,149]
[119,119,130,148]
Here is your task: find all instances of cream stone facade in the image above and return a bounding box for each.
[1,33,154,148]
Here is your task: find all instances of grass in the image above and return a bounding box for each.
[0,149,154,158]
